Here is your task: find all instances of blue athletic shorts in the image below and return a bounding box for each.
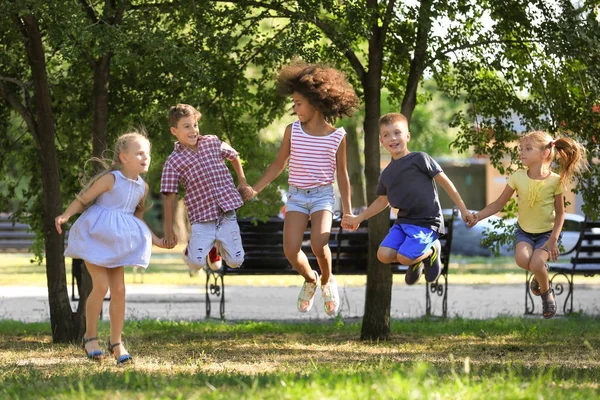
[286,185,335,216]
[380,223,439,260]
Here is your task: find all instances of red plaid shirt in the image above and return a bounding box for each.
[160,135,243,223]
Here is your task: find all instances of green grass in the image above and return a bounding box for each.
[1,317,599,399]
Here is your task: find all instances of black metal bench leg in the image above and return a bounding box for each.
[219,275,225,320]
[205,271,211,318]
[425,282,431,316]
[425,271,448,317]
[205,270,224,319]
[549,271,574,315]
[525,271,535,315]
[442,272,448,317]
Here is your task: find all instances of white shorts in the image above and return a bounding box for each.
[186,211,244,269]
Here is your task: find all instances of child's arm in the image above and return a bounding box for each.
[229,156,248,187]
[342,195,389,231]
[248,125,292,199]
[162,192,178,248]
[544,193,565,261]
[55,173,114,234]
[433,172,472,224]
[135,183,169,248]
[335,136,352,216]
[474,184,515,223]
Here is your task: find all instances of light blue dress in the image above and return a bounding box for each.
[64,170,152,268]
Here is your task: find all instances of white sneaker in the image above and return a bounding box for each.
[321,276,340,316]
[297,270,319,313]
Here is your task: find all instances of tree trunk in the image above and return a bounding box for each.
[401,0,433,124]
[21,15,83,342]
[91,55,111,159]
[345,122,366,210]
[360,1,391,341]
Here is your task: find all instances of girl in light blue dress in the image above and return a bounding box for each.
[55,131,168,364]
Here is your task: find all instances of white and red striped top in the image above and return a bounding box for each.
[288,120,346,189]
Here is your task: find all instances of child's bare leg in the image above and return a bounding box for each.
[283,212,314,282]
[514,242,534,270]
[106,266,128,357]
[84,262,109,353]
[309,210,333,285]
[396,249,431,266]
[530,249,550,293]
[377,247,398,264]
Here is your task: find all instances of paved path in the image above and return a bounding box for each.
[1,282,599,322]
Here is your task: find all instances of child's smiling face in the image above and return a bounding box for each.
[120,138,151,174]
[519,138,547,167]
[292,92,317,123]
[379,120,411,159]
[171,116,200,148]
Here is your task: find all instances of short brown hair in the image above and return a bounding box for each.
[378,112,408,128]
[168,104,202,128]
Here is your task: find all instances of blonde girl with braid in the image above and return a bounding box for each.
[55,130,169,364]
[470,131,588,319]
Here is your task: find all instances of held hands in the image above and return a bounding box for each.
[465,212,479,228]
[341,213,361,231]
[238,184,257,202]
[163,231,178,249]
[154,236,176,249]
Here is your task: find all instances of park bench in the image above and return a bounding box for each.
[0,214,35,252]
[205,209,458,319]
[525,216,600,315]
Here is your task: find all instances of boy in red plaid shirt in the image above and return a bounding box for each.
[161,104,250,271]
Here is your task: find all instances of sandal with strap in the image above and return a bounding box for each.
[530,263,550,296]
[81,337,103,360]
[107,340,133,365]
[541,288,556,319]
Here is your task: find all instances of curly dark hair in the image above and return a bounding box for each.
[277,61,360,122]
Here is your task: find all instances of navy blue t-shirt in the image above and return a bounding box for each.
[376,152,445,233]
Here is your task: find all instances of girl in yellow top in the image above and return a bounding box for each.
[470,131,588,319]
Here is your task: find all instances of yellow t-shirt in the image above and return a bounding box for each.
[507,169,564,233]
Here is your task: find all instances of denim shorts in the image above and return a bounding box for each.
[515,224,562,250]
[380,223,439,260]
[286,185,335,215]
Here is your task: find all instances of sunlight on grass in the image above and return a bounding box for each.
[0,317,599,399]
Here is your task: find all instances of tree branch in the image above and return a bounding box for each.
[0,82,37,140]
[78,0,99,24]
[401,0,433,122]
[214,0,367,85]
[433,39,544,61]
[379,0,396,48]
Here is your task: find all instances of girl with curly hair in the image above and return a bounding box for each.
[244,61,360,316]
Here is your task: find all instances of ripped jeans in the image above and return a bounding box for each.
[186,210,245,269]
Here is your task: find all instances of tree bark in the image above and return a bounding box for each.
[401,0,433,124]
[20,15,83,342]
[345,122,366,210]
[91,55,111,159]
[360,0,392,341]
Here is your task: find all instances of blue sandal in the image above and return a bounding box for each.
[82,337,104,360]
[107,340,133,365]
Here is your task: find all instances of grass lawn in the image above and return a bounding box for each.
[0,317,598,399]
[2,251,599,287]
